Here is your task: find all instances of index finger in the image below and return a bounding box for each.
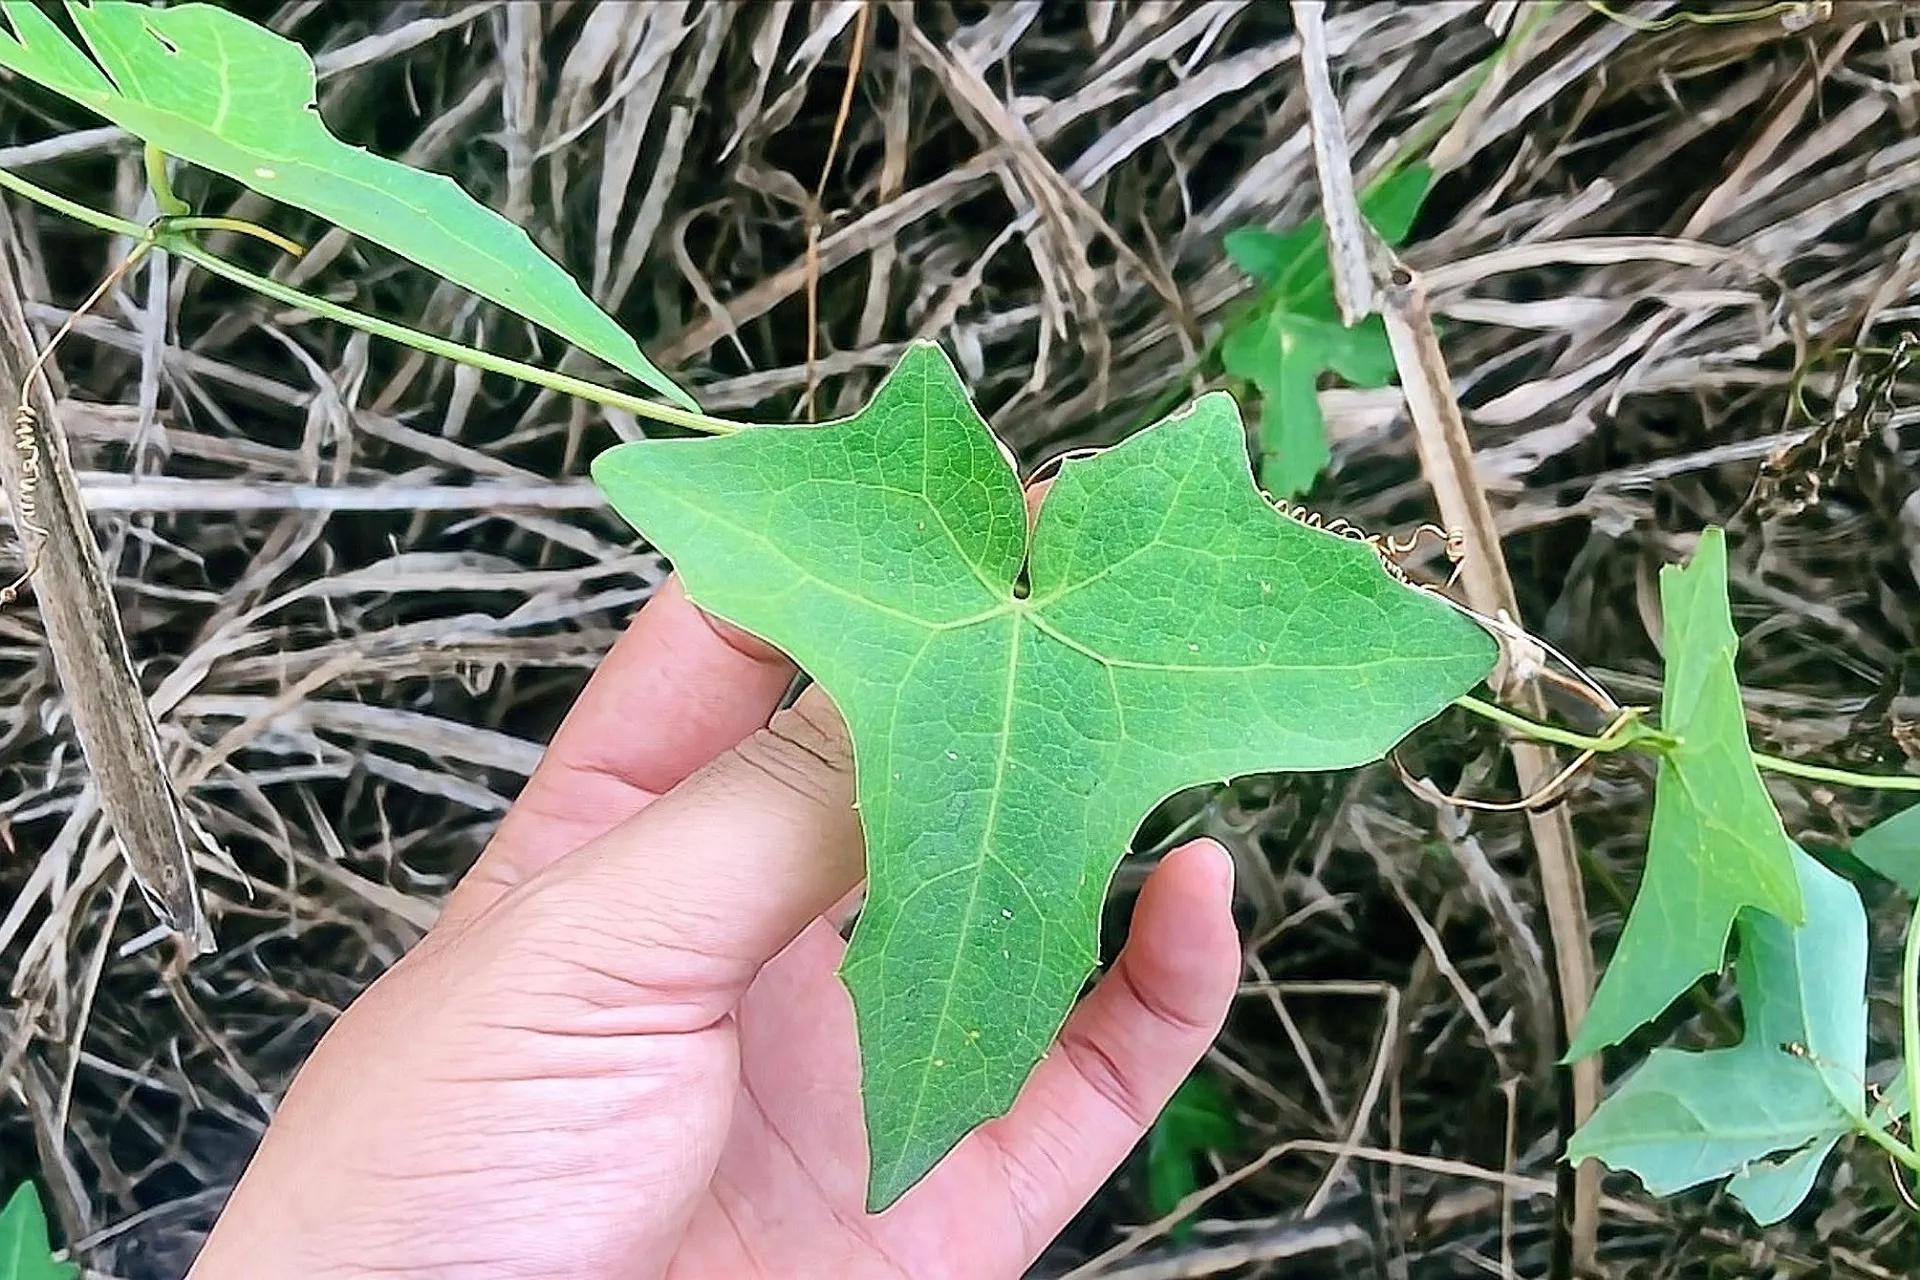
[441,576,795,927]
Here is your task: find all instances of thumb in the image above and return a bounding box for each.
[489,682,864,1027]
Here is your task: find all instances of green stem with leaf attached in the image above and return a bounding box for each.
[1453,693,1671,754]
[158,236,746,435]
[0,164,747,438]
[1454,694,1920,795]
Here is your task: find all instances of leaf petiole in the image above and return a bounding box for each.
[157,215,306,259]
[1453,693,1673,755]
[1849,1106,1920,1176]
[158,235,747,436]
[143,143,188,217]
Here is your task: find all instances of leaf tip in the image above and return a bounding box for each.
[1180,388,1245,429]
[1560,1020,1612,1066]
[863,1153,926,1215]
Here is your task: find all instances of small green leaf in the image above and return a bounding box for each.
[1220,317,1329,498]
[1567,843,1865,1226]
[1223,223,1320,292]
[594,342,1496,1207]
[0,1,692,409]
[1568,527,1803,1059]
[1853,803,1920,894]
[0,1183,77,1280]
[1223,165,1431,296]
[1144,1073,1240,1239]
[1219,165,1432,497]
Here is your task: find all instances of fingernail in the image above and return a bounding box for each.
[666,576,790,665]
[1197,840,1235,896]
[698,607,790,665]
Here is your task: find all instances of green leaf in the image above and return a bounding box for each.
[1223,223,1320,292]
[1223,165,1431,297]
[594,342,1496,1207]
[0,1183,76,1280]
[1219,165,1432,497]
[1568,527,1803,1059]
[0,1,693,409]
[1220,316,1330,498]
[1567,843,1866,1226]
[1144,1073,1240,1239]
[1853,803,1920,893]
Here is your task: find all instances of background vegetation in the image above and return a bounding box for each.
[0,1,1916,1276]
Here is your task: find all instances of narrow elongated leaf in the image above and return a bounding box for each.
[1568,527,1803,1058]
[1220,165,1431,496]
[0,1,692,408]
[594,342,1496,1207]
[1853,802,1920,893]
[1568,843,1866,1225]
[0,1183,76,1280]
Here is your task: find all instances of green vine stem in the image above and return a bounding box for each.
[1751,752,1920,794]
[0,163,749,439]
[1455,693,1920,796]
[0,164,145,239]
[1905,891,1920,1175]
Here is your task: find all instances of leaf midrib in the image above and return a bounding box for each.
[882,611,1026,1193]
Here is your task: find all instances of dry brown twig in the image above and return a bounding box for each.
[1290,16,1602,1270]
[1379,255,1603,1276]
[0,231,209,953]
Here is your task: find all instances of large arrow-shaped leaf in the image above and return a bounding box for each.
[1567,842,1867,1225]
[594,343,1496,1206]
[1568,526,1803,1058]
[0,1,692,408]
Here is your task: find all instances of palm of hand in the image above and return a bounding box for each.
[191,581,1237,1280]
[674,912,1204,1280]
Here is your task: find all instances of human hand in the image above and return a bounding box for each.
[190,578,1241,1279]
